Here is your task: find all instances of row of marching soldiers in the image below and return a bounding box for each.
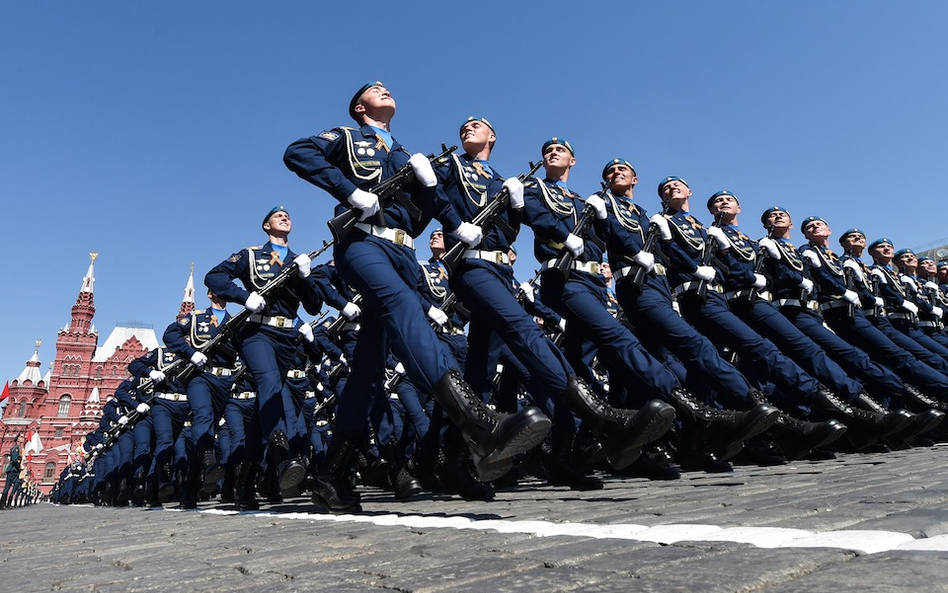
[52,80,948,511]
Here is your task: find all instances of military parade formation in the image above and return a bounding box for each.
[44,81,948,512]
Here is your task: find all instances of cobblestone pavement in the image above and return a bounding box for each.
[3,444,948,592]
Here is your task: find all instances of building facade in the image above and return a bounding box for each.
[0,254,193,494]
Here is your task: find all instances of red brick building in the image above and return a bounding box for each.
[0,254,195,493]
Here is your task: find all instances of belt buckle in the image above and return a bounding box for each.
[394,229,406,246]
[653,263,666,276]
[495,252,505,265]
[274,315,289,328]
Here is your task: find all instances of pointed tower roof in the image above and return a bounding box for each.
[69,252,97,333]
[79,252,97,294]
[177,263,196,320]
[15,340,44,385]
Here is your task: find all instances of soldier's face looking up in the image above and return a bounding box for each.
[710,195,740,216]
[605,164,637,194]
[660,180,691,210]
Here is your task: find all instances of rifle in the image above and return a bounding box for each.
[324,294,363,339]
[696,211,726,303]
[631,203,671,292]
[551,184,608,278]
[840,249,859,319]
[441,160,543,274]
[327,144,458,243]
[745,225,775,304]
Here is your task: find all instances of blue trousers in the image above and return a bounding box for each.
[148,399,191,480]
[824,308,948,396]
[185,373,233,453]
[730,297,864,403]
[333,236,457,438]
[677,290,822,404]
[540,270,679,400]
[239,329,298,444]
[617,275,753,405]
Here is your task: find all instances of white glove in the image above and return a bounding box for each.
[244,291,266,313]
[757,237,781,260]
[136,403,150,414]
[753,273,768,289]
[118,416,129,426]
[693,266,716,282]
[902,276,918,290]
[558,318,567,332]
[564,233,584,257]
[342,302,361,320]
[190,352,208,367]
[394,362,406,375]
[148,370,166,383]
[843,290,861,306]
[298,323,314,343]
[504,177,525,209]
[585,194,607,220]
[801,249,822,268]
[339,353,348,365]
[799,278,814,294]
[95,443,104,451]
[649,214,672,240]
[902,301,919,315]
[347,187,380,221]
[452,222,483,247]
[706,226,731,249]
[842,259,864,282]
[427,306,449,326]
[925,281,940,291]
[633,251,655,273]
[293,253,312,278]
[408,153,437,187]
[875,297,884,307]
[519,282,535,303]
[933,306,944,319]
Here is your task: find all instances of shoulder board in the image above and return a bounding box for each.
[246,245,263,251]
[193,309,204,315]
[319,130,341,141]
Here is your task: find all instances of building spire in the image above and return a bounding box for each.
[80,252,97,294]
[177,263,196,319]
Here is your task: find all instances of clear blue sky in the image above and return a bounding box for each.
[3,2,947,390]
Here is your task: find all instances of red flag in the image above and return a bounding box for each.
[0,381,9,403]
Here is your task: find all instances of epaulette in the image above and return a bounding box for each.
[193,309,204,315]
[247,245,264,250]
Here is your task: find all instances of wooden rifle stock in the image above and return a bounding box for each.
[441,160,542,274]
[327,144,458,243]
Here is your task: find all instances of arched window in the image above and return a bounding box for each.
[18,403,27,418]
[44,462,57,481]
[58,395,72,417]
[95,366,102,378]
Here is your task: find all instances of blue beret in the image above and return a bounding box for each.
[838,228,866,245]
[657,176,688,197]
[262,205,288,227]
[430,228,443,238]
[938,261,948,269]
[542,137,574,156]
[918,255,933,263]
[868,237,893,250]
[800,216,825,232]
[894,248,915,259]
[706,190,739,211]
[459,116,495,135]
[349,80,383,121]
[760,205,790,225]
[601,158,636,180]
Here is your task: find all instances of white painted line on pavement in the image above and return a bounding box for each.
[168,507,948,555]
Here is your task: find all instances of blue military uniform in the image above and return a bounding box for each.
[285,93,550,510]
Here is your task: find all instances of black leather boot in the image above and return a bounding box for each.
[379,440,423,499]
[434,369,551,481]
[667,387,778,461]
[234,461,260,511]
[267,430,306,493]
[437,432,495,501]
[563,376,676,469]
[313,435,361,512]
[546,427,603,491]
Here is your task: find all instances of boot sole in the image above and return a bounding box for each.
[278,462,307,492]
[311,492,361,513]
[774,423,847,460]
[472,416,551,481]
[607,407,676,470]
